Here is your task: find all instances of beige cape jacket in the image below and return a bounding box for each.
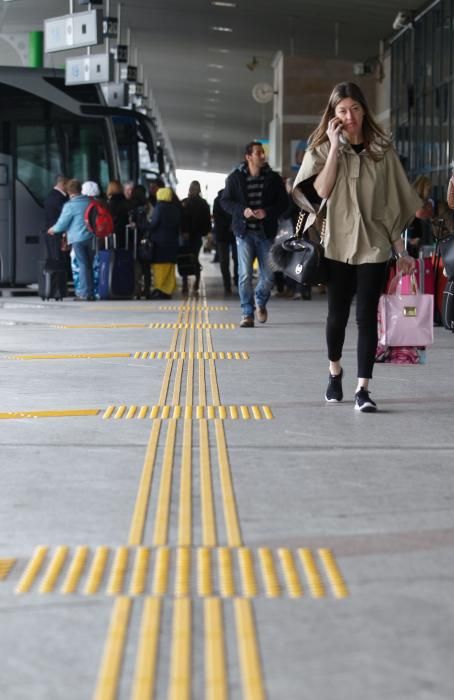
[292,140,422,264]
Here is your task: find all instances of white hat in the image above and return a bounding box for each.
[82,181,100,197]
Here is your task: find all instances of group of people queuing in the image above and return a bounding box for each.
[44,176,212,301]
[43,80,453,413]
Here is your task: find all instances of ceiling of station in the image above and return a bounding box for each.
[0,0,420,173]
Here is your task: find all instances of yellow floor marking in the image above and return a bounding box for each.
[84,546,110,595]
[278,548,303,598]
[262,405,274,420]
[251,405,262,420]
[184,405,193,420]
[172,359,185,406]
[242,352,249,359]
[126,405,137,420]
[141,352,149,360]
[128,420,162,545]
[240,405,251,420]
[218,547,235,597]
[93,596,132,700]
[298,548,325,598]
[168,598,192,700]
[103,405,116,420]
[229,405,238,420]
[10,353,131,360]
[196,405,204,419]
[39,545,69,593]
[234,599,266,700]
[129,547,151,596]
[150,405,160,419]
[137,405,148,419]
[204,598,227,700]
[174,547,191,597]
[178,419,192,546]
[197,547,213,597]
[130,597,162,700]
[238,548,258,598]
[218,406,227,420]
[15,546,49,594]
[318,548,349,598]
[134,352,141,359]
[152,547,170,596]
[215,419,242,547]
[0,409,100,420]
[258,548,281,598]
[152,420,177,546]
[114,405,126,420]
[0,558,16,580]
[106,547,129,595]
[173,405,181,419]
[199,420,217,546]
[61,546,89,594]
[199,359,207,406]
[157,359,174,406]
[161,405,171,419]
[58,323,147,329]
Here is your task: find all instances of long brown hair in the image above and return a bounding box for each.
[308,82,391,159]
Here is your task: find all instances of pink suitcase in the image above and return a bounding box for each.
[401,257,434,294]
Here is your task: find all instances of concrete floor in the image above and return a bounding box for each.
[0,259,453,700]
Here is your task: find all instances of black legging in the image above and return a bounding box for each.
[326,259,387,379]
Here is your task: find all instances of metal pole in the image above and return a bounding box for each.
[69,0,74,13]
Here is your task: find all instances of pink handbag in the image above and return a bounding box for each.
[378,273,434,347]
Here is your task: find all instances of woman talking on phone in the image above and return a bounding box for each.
[293,82,421,412]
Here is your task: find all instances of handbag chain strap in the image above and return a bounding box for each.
[295,198,328,241]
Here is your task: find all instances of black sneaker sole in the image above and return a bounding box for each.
[354,403,377,412]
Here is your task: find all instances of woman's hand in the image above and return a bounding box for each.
[396,254,416,275]
[326,117,343,148]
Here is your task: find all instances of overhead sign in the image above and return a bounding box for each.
[101,82,128,107]
[103,17,118,39]
[128,82,144,97]
[114,44,128,63]
[120,65,138,82]
[65,54,114,85]
[44,10,102,53]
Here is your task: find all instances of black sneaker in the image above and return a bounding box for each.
[325,368,343,402]
[354,388,377,413]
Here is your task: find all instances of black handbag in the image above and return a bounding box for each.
[138,239,155,263]
[176,251,201,276]
[438,234,454,279]
[270,208,328,286]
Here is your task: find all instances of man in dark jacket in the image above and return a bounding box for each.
[181,180,211,294]
[43,174,68,259]
[221,142,288,327]
[213,189,238,295]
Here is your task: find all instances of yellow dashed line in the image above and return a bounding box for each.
[298,548,325,598]
[258,548,281,598]
[93,597,132,700]
[15,546,49,594]
[238,548,258,598]
[106,547,129,596]
[218,548,235,598]
[129,547,151,596]
[0,558,16,580]
[152,547,170,596]
[39,545,69,594]
[103,405,116,420]
[61,546,89,594]
[174,547,191,598]
[318,548,349,598]
[84,546,109,595]
[197,547,213,597]
[278,548,303,598]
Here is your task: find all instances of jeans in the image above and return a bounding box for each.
[236,232,274,316]
[326,259,387,378]
[72,239,94,298]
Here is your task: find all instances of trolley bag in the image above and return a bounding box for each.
[98,230,135,300]
[401,256,435,295]
[441,279,454,331]
[38,258,67,300]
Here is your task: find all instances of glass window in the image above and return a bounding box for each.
[61,121,110,193]
[16,124,62,204]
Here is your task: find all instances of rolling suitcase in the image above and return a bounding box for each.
[441,279,454,331]
[38,259,67,300]
[98,229,136,300]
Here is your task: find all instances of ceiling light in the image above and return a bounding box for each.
[206,97,220,103]
[211,1,237,7]
[208,48,230,54]
[207,64,224,69]
[208,89,221,94]
[211,26,233,32]
[208,77,221,83]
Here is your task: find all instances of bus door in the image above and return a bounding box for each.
[0,154,14,284]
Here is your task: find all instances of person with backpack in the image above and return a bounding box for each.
[129,185,153,298]
[48,179,96,301]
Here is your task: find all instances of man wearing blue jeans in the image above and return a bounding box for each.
[49,179,95,300]
[221,142,288,326]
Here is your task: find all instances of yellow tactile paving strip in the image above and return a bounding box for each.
[10,545,348,599]
[2,288,350,699]
[10,350,249,360]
